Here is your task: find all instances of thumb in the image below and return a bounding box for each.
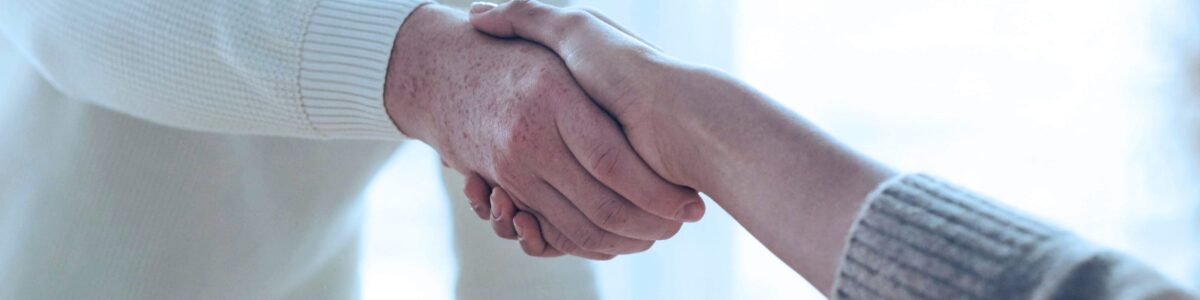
[468,0,586,54]
[470,1,660,52]
[467,2,516,38]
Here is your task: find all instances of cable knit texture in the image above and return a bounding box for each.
[0,0,430,139]
[834,174,1197,299]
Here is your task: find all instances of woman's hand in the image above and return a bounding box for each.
[468,1,894,292]
[468,0,714,187]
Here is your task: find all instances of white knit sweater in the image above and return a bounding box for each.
[0,0,427,298]
[5,1,1193,299]
[1,0,423,140]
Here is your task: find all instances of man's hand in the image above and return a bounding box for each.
[465,0,739,257]
[467,0,713,188]
[383,4,704,258]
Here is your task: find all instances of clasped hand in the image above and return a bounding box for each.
[384,2,703,260]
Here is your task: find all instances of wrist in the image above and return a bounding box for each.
[657,64,892,196]
[383,4,458,142]
[649,63,756,189]
[656,65,893,290]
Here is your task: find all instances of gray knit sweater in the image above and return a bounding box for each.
[833,174,1198,300]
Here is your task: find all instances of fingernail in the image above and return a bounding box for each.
[490,203,502,220]
[675,202,705,222]
[470,203,484,218]
[470,2,498,14]
[514,222,525,241]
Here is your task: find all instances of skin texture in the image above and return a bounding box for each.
[383,4,705,259]
[468,0,895,295]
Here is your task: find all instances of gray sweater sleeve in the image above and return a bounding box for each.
[832,174,1197,300]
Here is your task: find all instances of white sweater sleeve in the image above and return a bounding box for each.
[0,0,431,140]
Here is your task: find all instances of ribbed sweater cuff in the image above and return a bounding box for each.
[299,0,431,140]
[833,174,1084,299]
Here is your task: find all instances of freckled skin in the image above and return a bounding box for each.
[382,4,702,258]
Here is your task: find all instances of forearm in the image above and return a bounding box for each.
[384,3,461,143]
[665,66,1198,299]
[0,0,428,139]
[462,3,1199,295]
[664,64,893,293]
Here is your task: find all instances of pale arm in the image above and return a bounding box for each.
[651,68,1194,298]
[469,2,1198,298]
[468,2,891,289]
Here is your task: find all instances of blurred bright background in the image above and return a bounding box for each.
[360,0,1200,299]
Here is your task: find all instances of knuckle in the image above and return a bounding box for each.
[491,163,523,186]
[587,143,622,179]
[558,10,594,29]
[607,71,642,104]
[574,227,608,251]
[514,54,579,103]
[492,131,537,171]
[524,1,554,18]
[510,0,537,11]
[523,66,570,97]
[549,231,578,253]
[510,0,554,21]
[491,157,514,175]
[594,197,628,229]
[497,120,535,154]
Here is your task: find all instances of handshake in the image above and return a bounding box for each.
[387,1,894,292]
[386,1,715,260]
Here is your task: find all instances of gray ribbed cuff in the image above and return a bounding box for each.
[833,174,1076,299]
[299,0,432,139]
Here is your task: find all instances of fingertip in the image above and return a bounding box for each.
[464,173,492,220]
[640,190,705,223]
[470,203,488,220]
[656,222,683,240]
[675,200,706,223]
[539,247,565,257]
[490,188,518,239]
[632,240,655,254]
[489,187,513,220]
[512,211,537,235]
[515,229,538,256]
[493,222,518,240]
[468,1,497,15]
[513,212,548,255]
[666,188,705,222]
[467,2,515,37]
[489,199,502,222]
